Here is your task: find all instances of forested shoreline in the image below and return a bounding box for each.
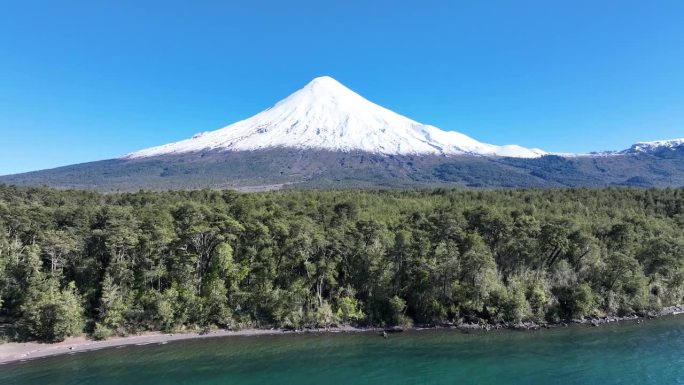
[0,186,682,342]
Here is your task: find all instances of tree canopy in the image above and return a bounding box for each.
[0,186,682,341]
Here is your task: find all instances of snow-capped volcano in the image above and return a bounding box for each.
[4,78,684,190]
[125,76,545,159]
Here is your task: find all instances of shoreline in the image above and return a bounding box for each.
[2,305,682,365]
[0,326,378,365]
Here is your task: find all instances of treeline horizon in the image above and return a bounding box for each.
[0,185,682,342]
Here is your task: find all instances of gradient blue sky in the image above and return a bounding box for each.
[1,1,683,175]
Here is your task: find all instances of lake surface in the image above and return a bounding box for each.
[1,317,683,385]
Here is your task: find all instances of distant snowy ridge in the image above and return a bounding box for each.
[624,138,684,153]
[125,76,546,159]
[576,138,684,157]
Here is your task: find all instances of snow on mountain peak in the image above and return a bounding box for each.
[304,75,348,91]
[626,138,684,153]
[125,76,546,159]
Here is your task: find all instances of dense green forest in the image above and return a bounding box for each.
[0,185,682,342]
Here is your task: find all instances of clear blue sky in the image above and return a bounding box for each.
[1,1,683,175]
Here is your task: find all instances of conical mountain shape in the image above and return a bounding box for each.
[126,76,545,159]
[3,76,684,190]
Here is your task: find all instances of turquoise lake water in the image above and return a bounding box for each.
[1,317,683,385]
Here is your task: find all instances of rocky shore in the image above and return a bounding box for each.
[441,304,684,332]
[1,305,681,365]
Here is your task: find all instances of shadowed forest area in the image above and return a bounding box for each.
[0,186,682,342]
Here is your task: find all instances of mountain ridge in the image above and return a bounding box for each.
[2,145,683,191]
[1,76,683,191]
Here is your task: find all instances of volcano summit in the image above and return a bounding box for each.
[126,76,545,159]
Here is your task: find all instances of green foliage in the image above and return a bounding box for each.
[313,301,337,328]
[336,296,365,324]
[98,274,128,334]
[91,323,113,341]
[570,283,596,319]
[0,185,683,340]
[388,296,412,327]
[503,284,532,323]
[20,280,84,342]
[527,284,549,321]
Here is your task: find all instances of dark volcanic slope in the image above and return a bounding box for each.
[1,147,684,191]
